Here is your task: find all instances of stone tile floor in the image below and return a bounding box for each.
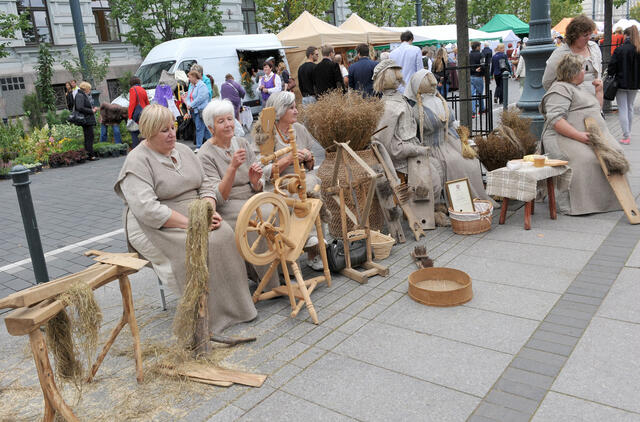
[1,108,640,421]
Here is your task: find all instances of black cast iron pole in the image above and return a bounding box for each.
[10,165,49,284]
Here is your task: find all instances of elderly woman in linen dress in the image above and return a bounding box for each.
[540,54,622,215]
[114,104,256,334]
[196,99,279,289]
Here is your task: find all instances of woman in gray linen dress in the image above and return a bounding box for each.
[252,91,327,271]
[541,54,622,215]
[114,104,256,334]
[197,99,279,289]
[542,14,603,100]
[404,69,494,205]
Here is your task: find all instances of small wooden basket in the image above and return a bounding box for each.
[449,199,493,235]
[348,230,396,260]
[408,267,473,307]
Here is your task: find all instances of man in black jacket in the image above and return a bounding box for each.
[298,46,319,104]
[348,43,378,97]
[312,44,345,97]
[469,41,486,117]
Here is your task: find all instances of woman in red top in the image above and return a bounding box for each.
[128,76,149,148]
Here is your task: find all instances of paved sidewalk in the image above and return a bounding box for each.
[0,106,639,421]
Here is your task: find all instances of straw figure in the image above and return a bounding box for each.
[475,109,538,171]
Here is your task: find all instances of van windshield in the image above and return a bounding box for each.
[135,61,176,89]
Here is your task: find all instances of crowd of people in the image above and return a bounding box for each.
[59,17,637,336]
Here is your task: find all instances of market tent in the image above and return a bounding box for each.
[384,25,501,46]
[484,30,520,44]
[479,14,529,35]
[339,13,400,44]
[613,18,640,30]
[277,11,366,99]
[552,18,572,36]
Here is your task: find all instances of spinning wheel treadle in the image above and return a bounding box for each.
[235,193,290,266]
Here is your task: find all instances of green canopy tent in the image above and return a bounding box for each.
[479,14,529,35]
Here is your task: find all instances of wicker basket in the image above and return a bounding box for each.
[348,230,396,260]
[449,199,494,235]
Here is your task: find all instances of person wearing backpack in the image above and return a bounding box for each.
[491,43,511,104]
[128,76,149,148]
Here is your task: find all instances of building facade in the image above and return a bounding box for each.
[582,0,639,23]
[0,0,349,119]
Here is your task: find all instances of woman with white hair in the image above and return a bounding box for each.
[114,104,256,334]
[198,99,279,287]
[252,91,327,270]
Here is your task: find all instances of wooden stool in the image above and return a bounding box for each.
[499,178,557,230]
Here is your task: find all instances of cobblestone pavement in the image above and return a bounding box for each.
[1,101,640,421]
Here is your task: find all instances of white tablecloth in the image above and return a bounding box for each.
[486,164,572,202]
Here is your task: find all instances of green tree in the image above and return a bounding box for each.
[61,40,111,86]
[35,43,56,113]
[549,0,582,26]
[422,0,455,25]
[630,3,640,21]
[255,0,335,33]
[346,0,416,27]
[0,12,31,58]
[110,0,224,56]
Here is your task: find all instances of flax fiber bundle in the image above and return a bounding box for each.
[173,199,213,350]
[474,109,537,171]
[300,90,384,151]
[585,118,630,175]
[45,281,103,382]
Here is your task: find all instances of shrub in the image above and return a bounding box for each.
[13,153,37,165]
[50,123,83,141]
[0,119,26,160]
[23,93,43,129]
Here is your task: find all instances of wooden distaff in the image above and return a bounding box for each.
[584,117,640,224]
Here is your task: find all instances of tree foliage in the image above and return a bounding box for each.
[35,44,56,113]
[61,40,111,86]
[346,0,416,27]
[549,0,583,26]
[0,12,31,58]
[110,0,224,56]
[469,0,582,28]
[255,0,335,33]
[422,0,455,25]
[631,3,640,21]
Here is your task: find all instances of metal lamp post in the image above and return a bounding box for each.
[69,0,101,106]
[516,0,555,141]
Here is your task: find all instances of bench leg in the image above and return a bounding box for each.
[525,201,532,230]
[499,198,509,224]
[547,178,557,220]
[29,329,79,422]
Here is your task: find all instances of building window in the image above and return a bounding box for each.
[106,78,122,101]
[17,0,52,44]
[325,2,336,25]
[0,77,26,91]
[242,0,258,34]
[52,83,68,110]
[92,0,120,42]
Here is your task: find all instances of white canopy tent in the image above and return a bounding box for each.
[482,30,521,51]
[612,18,640,30]
[383,25,501,45]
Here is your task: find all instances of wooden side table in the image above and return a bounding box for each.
[499,178,557,230]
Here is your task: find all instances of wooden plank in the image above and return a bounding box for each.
[341,143,378,177]
[157,367,233,387]
[93,254,148,270]
[5,266,122,336]
[285,198,323,261]
[0,265,107,309]
[165,362,267,387]
[331,195,358,225]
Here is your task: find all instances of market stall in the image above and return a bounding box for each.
[383,25,501,46]
[339,13,400,45]
[479,14,529,35]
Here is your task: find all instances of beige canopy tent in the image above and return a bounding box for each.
[339,13,400,45]
[278,11,367,98]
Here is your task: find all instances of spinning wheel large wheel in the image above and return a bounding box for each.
[235,193,291,266]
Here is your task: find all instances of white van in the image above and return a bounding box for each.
[112,34,289,115]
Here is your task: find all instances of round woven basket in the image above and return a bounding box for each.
[348,230,396,260]
[449,199,494,235]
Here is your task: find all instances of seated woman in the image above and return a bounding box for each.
[114,104,256,334]
[404,69,494,206]
[252,91,327,270]
[197,99,277,289]
[541,54,622,215]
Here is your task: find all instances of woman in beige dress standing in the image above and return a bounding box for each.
[114,104,256,334]
[197,99,278,288]
[541,55,622,215]
[542,14,603,101]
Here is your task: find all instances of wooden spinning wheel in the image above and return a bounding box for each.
[235,193,290,266]
[234,107,331,324]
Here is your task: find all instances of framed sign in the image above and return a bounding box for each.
[445,178,475,213]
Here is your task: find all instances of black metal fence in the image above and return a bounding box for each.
[443,64,494,136]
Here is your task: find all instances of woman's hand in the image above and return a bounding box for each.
[249,163,263,189]
[575,131,591,144]
[230,148,247,170]
[593,78,603,92]
[210,211,222,231]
